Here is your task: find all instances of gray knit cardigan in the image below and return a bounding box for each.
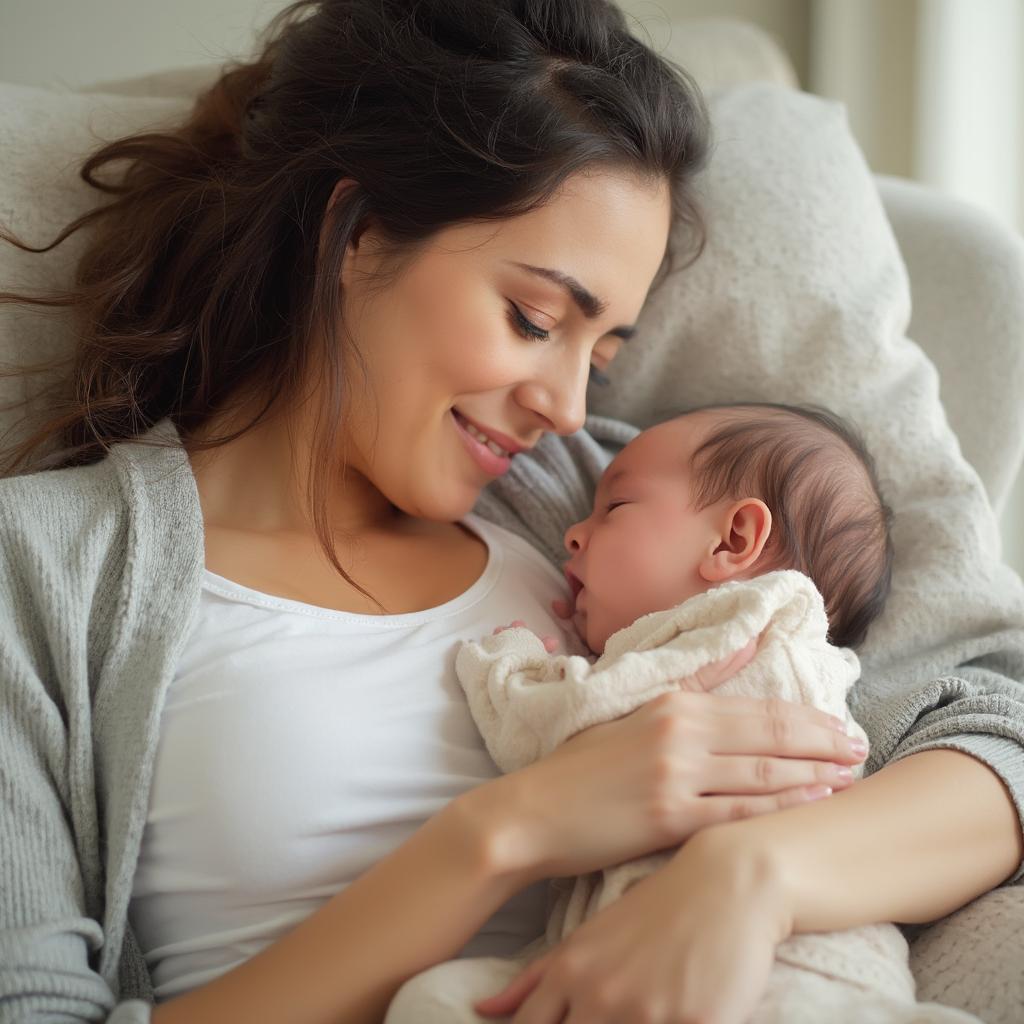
[1,414,1022,1023]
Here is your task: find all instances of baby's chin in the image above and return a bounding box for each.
[579,610,613,657]
[570,606,602,656]
[583,605,645,656]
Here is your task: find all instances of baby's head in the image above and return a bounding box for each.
[562,402,894,655]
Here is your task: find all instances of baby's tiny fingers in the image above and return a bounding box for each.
[493,620,528,636]
[541,635,559,653]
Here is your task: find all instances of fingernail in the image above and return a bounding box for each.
[834,766,853,782]
[849,740,868,757]
[806,785,833,800]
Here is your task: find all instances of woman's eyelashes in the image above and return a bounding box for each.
[507,301,549,341]
[506,301,613,388]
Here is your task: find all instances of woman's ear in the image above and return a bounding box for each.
[698,498,773,583]
[319,177,377,270]
[320,178,354,256]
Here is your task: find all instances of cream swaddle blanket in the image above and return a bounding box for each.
[385,570,977,1023]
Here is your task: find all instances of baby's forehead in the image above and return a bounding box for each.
[619,412,713,462]
[600,414,709,484]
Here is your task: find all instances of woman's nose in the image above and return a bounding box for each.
[517,351,590,436]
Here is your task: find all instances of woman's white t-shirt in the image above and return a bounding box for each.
[128,513,569,1001]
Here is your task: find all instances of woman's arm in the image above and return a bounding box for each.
[151,792,526,1024]
[472,748,1022,1024]
[692,748,1024,934]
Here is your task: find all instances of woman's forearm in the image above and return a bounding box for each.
[692,749,1024,934]
[151,786,529,1024]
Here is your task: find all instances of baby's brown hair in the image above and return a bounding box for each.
[682,402,894,648]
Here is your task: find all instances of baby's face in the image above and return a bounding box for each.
[563,413,725,654]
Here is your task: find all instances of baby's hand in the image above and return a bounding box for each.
[552,591,589,636]
[492,620,560,653]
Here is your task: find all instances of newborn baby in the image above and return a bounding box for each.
[385,402,977,1024]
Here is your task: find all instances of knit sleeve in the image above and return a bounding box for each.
[0,494,151,1022]
[850,665,1024,887]
[0,646,152,1022]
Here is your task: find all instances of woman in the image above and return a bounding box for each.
[0,2,1019,1023]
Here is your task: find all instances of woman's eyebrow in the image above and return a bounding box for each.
[503,260,637,340]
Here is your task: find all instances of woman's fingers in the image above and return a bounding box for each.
[707,705,867,764]
[709,692,849,736]
[695,784,835,829]
[703,754,854,794]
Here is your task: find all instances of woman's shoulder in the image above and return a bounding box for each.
[0,456,127,549]
[0,419,201,589]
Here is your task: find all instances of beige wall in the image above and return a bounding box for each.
[809,0,919,178]
[617,0,811,83]
[0,0,812,91]
[0,0,286,89]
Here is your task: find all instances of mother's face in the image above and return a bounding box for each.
[334,169,672,521]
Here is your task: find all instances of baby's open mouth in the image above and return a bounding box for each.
[563,566,585,603]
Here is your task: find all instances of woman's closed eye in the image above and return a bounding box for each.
[507,301,613,388]
[507,301,550,342]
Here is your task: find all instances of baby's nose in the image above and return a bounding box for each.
[564,520,585,553]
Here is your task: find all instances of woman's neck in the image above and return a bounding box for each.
[184,395,398,538]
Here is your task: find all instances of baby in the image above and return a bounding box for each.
[385,402,975,1024]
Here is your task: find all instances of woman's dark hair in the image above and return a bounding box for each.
[0,0,710,608]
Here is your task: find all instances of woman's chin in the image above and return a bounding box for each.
[396,481,483,523]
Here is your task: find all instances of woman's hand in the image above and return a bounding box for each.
[474,826,789,1024]
[485,640,866,881]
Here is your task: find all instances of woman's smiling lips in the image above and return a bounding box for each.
[453,408,531,455]
[452,409,522,476]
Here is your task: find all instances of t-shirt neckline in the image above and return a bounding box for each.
[199,512,501,626]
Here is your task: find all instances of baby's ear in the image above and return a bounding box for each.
[699,498,772,583]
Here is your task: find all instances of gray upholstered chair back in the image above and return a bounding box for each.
[877,174,1024,517]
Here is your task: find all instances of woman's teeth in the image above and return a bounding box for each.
[459,415,510,458]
